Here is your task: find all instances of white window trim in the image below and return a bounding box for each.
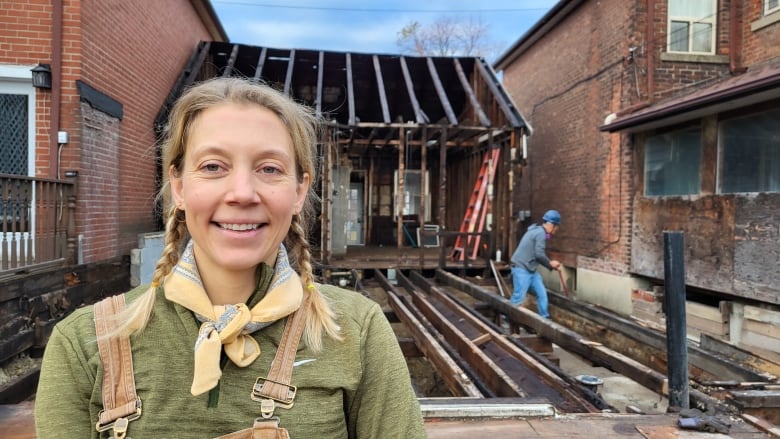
[667,1,717,55]
[766,0,780,16]
[0,64,37,177]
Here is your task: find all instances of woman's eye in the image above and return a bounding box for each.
[202,163,221,172]
[260,165,281,175]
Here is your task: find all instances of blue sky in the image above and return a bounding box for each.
[211,0,558,60]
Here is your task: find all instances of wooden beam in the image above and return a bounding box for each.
[222,44,240,77]
[426,58,457,125]
[346,53,356,126]
[434,268,729,413]
[400,273,525,397]
[438,127,448,252]
[373,55,391,124]
[473,59,523,127]
[283,49,295,96]
[375,270,483,397]
[453,58,490,127]
[410,271,598,412]
[400,56,425,124]
[253,47,267,81]
[315,51,324,115]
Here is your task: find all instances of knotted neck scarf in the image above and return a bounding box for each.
[164,240,303,396]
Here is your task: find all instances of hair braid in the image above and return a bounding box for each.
[99,204,188,339]
[287,214,342,351]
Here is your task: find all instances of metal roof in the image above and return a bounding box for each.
[156,41,531,148]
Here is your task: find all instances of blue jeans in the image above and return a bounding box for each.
[510,266,550,318]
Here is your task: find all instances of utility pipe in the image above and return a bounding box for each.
[50,0,63,178]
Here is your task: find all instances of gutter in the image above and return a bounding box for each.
[191,0,229,42]
[493,0,586,71]
[600,70,780,132]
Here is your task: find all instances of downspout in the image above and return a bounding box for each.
[50,0,63,178]
[729,0,746,74]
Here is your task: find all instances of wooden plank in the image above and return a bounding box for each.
[686,314,728,337]
[426,58,457,125]
[315,51,324,115]
[399,56,425,124]
[700,334,780,379]
[253,46,267,81]
[743,319,780,341]
[0,330,34,364]
[346,53,355,126]
[433,269,748,412]
[221,43,240,77]
[740,331,780,355]
[744,305,780,326]
[511,334,554,354]
[729,390,780,408]
[404,277,526,397]
[490,259,511,299]
[452,58,490,126]
[376,270,483,398]
[283,48,295,96]
[372,55,391,124]
[686,301,725,322]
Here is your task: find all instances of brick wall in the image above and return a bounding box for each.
[742,0,780,65]
[2,0,215,263]
[501,0,636,269]
[498,0,778,301]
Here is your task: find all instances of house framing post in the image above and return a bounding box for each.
[438,127,448,269]
[397,126,406,256]
[321,127,332,265]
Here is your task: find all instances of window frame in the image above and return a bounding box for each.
[716,106,780,194]
[766,0,780,16]
[643,124,703,197]
[667,0,717,55]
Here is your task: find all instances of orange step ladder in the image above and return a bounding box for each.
[451,148,500,261]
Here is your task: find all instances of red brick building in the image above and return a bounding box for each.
[495,0,779,351]
[0,0,226,267]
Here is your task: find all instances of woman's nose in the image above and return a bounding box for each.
[225,169,261,204]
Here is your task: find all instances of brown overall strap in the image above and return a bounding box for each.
[94,295,142,438]
[217,294,311,439]
[258,293,310,403]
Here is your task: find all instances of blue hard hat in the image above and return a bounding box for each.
[542,210,561,225]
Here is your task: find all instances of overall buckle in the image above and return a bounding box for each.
[251,377,297,418]
[95,400,142,439]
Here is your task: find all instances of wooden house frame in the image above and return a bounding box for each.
[156,41,532,271]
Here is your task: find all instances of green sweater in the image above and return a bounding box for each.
[35,282,425,438]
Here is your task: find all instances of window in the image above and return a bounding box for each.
[718,107,780,194]
[644,126,701,196]
[766,0,780,16]
[394,170,430,222]
[668,0,716,54]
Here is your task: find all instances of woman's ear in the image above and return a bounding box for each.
[295,172,311,213]
[169,165,184,209]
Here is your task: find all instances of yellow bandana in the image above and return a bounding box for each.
[164,240,303,396]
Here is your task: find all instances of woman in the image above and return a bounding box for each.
[35,77,426,438]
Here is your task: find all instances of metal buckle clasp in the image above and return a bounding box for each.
[251,377,296,418]
[251,377,296,406]
[96,400,142,439]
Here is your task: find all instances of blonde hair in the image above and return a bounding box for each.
[108,77,340,350]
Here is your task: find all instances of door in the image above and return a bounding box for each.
[0,66,37,266]
[346,181,364,245]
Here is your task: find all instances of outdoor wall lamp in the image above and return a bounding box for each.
[31,63,52,89]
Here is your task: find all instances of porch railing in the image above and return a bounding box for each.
[0,173,76,273]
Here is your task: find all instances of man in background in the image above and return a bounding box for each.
[509,210,562,319]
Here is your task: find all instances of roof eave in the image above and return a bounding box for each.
[493,0,585,72]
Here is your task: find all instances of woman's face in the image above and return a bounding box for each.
[170,102,309,275]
